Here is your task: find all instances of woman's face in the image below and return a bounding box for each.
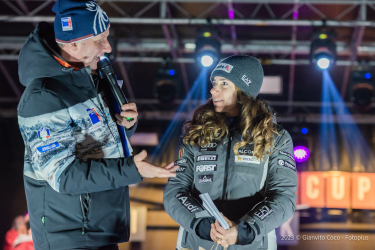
[210,76,239,117]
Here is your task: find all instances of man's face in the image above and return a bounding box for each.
[210,76,239,117]
[74,29,111,70]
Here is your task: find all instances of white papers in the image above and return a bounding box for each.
[199,193,229,230]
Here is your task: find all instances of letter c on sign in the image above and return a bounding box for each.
[358,176,371,201]
[306,175,319,200]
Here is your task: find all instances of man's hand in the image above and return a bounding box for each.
[133,150,179,178]
[115,103,138,129]
[210,215,239,248]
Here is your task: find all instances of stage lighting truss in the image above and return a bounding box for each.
[310,28,336,70]
[350,70,375,111]
[154,62,179,104]
[195,26,221,68]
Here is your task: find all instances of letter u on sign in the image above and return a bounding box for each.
[326,172,351,208]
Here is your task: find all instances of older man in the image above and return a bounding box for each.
[17,1,177,249]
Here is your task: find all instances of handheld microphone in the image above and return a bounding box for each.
[97,57,134,122]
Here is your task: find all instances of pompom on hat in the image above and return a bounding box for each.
[52,0,110,44]
[210,55,264,98]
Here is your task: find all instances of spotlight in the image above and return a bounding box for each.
[293,146,310,163]
[310,27,336,69]
[201,55,214,67]
[350,69,375,111]
[154,60,179,104]
[317,57,330,69]
[195,26,221,68]
[301,128,308,134]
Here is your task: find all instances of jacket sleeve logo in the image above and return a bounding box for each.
[254,205,274,221]
[175,193,200,213]
[196,165,217,172]
[199,143,218,152]
[198,174,214,183]
[279,150,295,162]
[196,155,218,162]
[277,159,296,171]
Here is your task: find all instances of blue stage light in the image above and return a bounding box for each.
[201,55,214,67]
[364,73,371,79]
[169,69,175,76]
[301,128,308,134]
[317,58,330,69]
[320,70,375,171]
[150,69,208,163]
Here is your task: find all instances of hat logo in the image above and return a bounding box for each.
[214,63,233,73]
[86,1,109,35]
[61,17,73,31]
[241,75,252,86]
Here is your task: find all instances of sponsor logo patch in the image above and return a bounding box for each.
[175,158,187,165]
[237,149,254,155]
[241,75,252,86]
[198,174,214,183]
[61,17,73,31]
[175,193,200,213]
[86,108,103,128]
[279,150,295,162]
[196,164,217,172]
[199,143,218,152]
[214,63,233,73]
[175,166,186,172]
[277,159,296,171]
[235,155,260,164]
[197,155,218,162]
[36,142,60,154]
[254,205,274,221]
[38,127,50,140]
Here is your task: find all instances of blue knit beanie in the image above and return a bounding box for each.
[52,0,110,44]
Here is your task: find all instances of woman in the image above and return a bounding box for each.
[163,55,297,250]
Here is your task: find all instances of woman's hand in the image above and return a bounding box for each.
[210,215,239,247]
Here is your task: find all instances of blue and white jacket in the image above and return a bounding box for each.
[17,22,142,250]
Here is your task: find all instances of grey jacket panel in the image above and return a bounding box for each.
[163,142,207,236]
[163,126,297,250]
[241,130,297,243]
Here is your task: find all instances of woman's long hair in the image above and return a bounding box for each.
[182,89,278,161]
